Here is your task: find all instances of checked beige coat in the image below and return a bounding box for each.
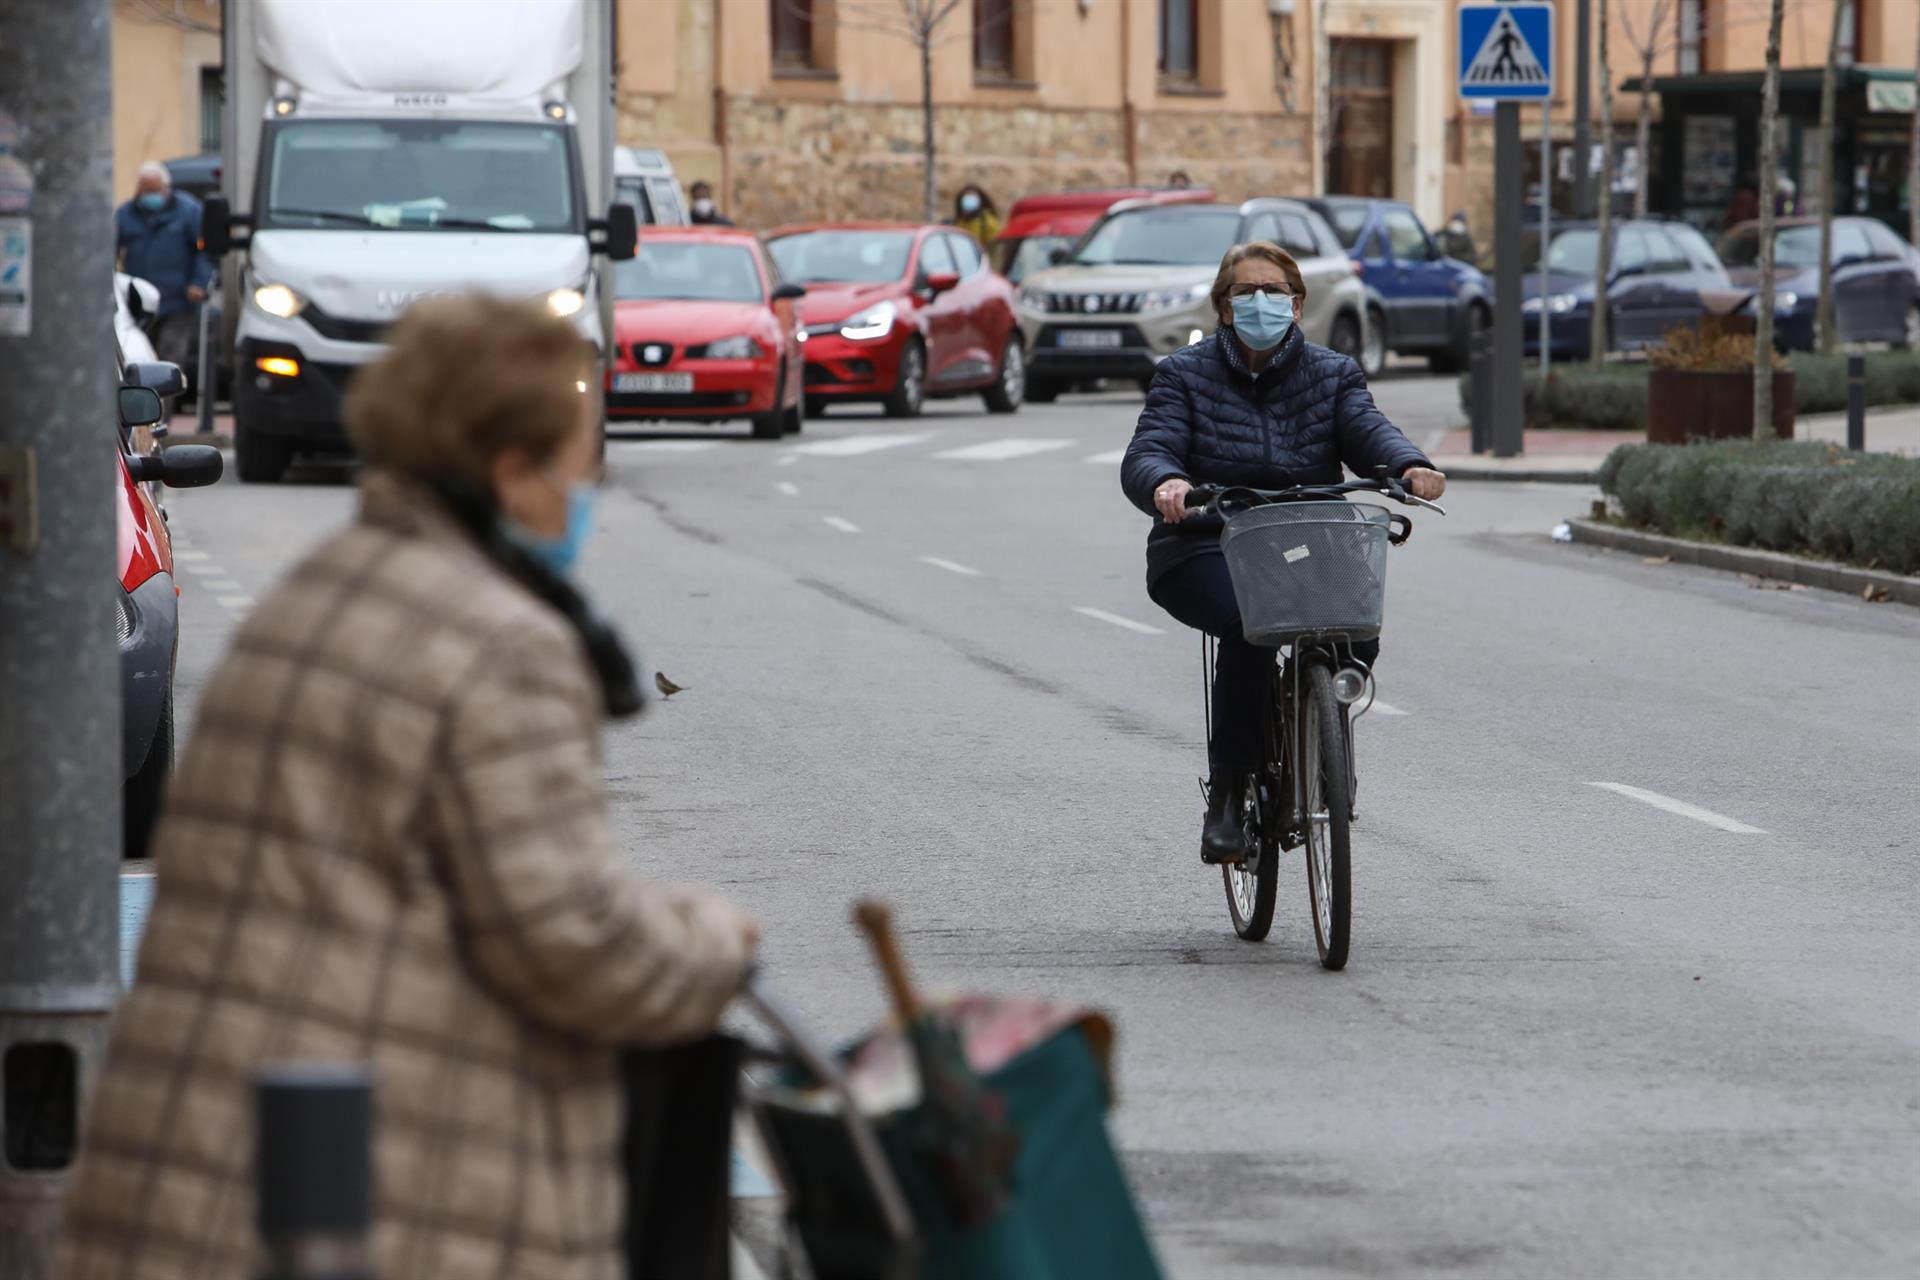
[56,470,751,1280]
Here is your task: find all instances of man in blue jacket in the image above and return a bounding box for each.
[115,160,211,374]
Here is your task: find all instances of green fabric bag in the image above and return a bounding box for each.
[757,1025,1163,1280]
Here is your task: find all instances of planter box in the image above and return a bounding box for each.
[1647,367,1794,443]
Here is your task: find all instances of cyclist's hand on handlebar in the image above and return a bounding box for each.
[1154,477,1196,523]
[1401,466,1447,501]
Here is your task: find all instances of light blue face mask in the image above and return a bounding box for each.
[135,192,168,212]
[513,481,597,576]
[1229,290,1294,351]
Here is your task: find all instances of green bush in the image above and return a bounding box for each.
[1463,350,1920,430]
[1600,440,1920,573]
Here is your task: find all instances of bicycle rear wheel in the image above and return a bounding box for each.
[1300,662,1352,970]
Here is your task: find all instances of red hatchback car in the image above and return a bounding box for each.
[606,227,805,439]
[766,222,1024,418]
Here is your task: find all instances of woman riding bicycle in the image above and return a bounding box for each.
[1121,240,1446,864]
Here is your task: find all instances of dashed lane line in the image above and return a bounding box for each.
[1084,449,1128,465]
[932,437,1074,462]
[786,433,932,458]
[215,595,256,610]
[172,549,210,562]
[181,562,223,576]
[822,516,861,534]
[918,556,982,577]
[1073,606,1165,635]
[775,481,800,496]
[1585,782,1767,834]
[201,579,243,594]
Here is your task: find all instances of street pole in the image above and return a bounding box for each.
[1540,99,1552,388]
[1493,102,1525,458]
[0,1,121,1277]
[1572,0,1594,217]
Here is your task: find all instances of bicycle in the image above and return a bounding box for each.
[1184,473,1444,970]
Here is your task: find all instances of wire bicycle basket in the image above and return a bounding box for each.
[1219,500,1394,645]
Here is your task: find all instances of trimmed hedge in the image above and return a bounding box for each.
[1598,440,1920,574]
[1458,350,1920,430]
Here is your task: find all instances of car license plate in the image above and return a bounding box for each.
[1058,329,1123,349]
[613,372,694,393]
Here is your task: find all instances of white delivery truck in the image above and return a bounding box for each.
[204,0,635,482]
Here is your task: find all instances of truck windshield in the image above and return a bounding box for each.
[1073,207,1240,266]
[261,120,576,233]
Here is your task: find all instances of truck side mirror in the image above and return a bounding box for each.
[594,202,638,260]
[202,194,235,256]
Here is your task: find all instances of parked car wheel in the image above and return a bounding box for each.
[234,421,292,484]
[1327,311,1363,364]
[982,337,1025,414]
[752,363,790,439]
[1432,303,1488,373]
[124,686,171,859]
[1902,304,1920,350]
[804,395,830,419]
[1360,306,1387,378]
[883,339,926,418]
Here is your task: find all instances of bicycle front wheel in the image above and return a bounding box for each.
[1300,663,1352,970]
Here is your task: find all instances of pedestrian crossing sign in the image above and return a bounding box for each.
[1459,4,1553,100]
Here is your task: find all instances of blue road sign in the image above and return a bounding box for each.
[1459,4,1554,101]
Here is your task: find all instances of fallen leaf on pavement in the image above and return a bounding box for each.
[1862,585,1891,603]
[1641,555,1672,566]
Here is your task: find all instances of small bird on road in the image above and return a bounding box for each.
[654,671,686,698]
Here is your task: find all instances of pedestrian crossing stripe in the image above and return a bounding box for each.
[1458,4,1553,101]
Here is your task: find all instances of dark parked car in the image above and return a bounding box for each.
[1521,219,1731,357]
[161,153,222,202]
[1719,217,1920,350]
[1304,196,1491,374]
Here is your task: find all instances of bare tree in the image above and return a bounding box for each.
[1615,0,1674,220]
[1911,15,1919,248]
[1814,0,1849,356]
[1590,0,1614,364]
[1754,0,1784,441]
[821,0,1015,223]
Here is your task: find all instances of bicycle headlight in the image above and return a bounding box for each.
[546,287,586,319]
[252,282,306,319]
[1332,668,1368,705]
[839,300,896,341]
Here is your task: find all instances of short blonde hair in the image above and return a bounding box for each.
[1210,241,1308,320]
[346,294,591,491]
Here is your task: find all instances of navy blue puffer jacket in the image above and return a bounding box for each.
[1120,327,1432,588]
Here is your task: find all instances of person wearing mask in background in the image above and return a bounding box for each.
[1774,175,1799,217]
[1436,210,1478,265]
[1121,242,1443,864]
[689,179,733,226]
[1168,170,1193,188]
[1723,172,1761,231]
[114,160,211,374]
[952,182,1001,249]
[54,295,758,1280]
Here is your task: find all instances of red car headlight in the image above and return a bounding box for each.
[699,336,764,359]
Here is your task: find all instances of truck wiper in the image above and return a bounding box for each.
[269,208,378,227]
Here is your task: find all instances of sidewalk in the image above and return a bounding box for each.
[1426,404,1920,482]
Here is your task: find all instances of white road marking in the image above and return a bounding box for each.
[823,516,861,534]
[1084,448,1128,465]
[173,550,211,562]
[776,454,800,467]
[775,481,800,496]
[182,562,222,576]
[787,433,931,457]
[934,437,1074,462]
[622,439,721,453]
[1586,782,1767,834]
[202,579,243,593]
[1073,606,1165,635]
[215,595,256,610]
[918,556,981,577]
[1369,699,1409,717]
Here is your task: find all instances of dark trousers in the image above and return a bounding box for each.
[1150,552,1378,775]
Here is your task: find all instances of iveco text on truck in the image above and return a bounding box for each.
[204,0,635,482]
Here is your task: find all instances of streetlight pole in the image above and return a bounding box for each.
[0,2,120,1276]
[1572,0,1594,217]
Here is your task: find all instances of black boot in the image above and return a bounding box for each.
[1201,773,1250,865]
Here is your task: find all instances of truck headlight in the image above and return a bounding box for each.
[252,282,306,319]
[702,335,763,359]
[1140,282,1209,313]
[839,300,896,341]
[547,287,586,318]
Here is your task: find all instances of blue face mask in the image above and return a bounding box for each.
[1230,290,1294,351]
[135,192,168,212]
[513,481,597,576]
[959,193,982,215]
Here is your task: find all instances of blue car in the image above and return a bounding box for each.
[1521,219,1732,358]
[1720,217,1920,351]
[1305,197,1491,374]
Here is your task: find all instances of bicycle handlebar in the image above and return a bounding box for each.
[1182,473,1448,518]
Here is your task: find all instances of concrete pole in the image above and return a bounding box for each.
[0,1,121,1276]
[1493,102,1525,458]
[1754,0,1785,441]
[1572,0,1594,218]
[1540,99,1552,388]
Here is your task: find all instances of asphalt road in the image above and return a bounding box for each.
[158,377,1919,1278]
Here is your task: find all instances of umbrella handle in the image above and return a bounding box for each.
[852,899,923,1024]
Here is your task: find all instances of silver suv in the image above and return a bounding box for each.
[1015,198,1370,401]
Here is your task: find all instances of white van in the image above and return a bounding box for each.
[615,148,688,226]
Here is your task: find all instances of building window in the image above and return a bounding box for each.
[1158,0,1198,80]
[772,0,815,69]
[975,0,1015,76]
[198,66,222,154]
